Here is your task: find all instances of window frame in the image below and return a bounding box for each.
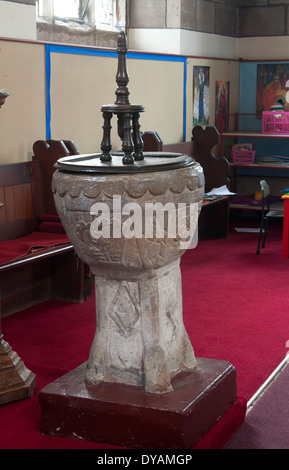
[36,0,122,30]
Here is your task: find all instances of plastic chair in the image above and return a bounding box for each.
[256,180,284,254]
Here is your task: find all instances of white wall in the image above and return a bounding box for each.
[128,29,181,55]
[180,30,237,59]
[128,29,237,60]
[236,36,289,61]
[129,29,289,63]
[0,1,36,41]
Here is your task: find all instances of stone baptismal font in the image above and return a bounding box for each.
[38,33,238,448]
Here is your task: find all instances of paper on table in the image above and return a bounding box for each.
[205,185,236,196]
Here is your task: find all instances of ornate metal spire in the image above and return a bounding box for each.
[115,31,130,106]
[100,32,145,165]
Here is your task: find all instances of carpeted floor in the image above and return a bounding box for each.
[224,361,289,449]
[182,217,289,400]
[1,215,288,449]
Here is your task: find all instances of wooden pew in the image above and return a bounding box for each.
[0,142,91,319]
[142,131,163,152]
[143,126,231,240]
[33,139,79,215]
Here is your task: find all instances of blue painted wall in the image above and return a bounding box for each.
[239,61,289,160]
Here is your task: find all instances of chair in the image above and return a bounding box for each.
[256,180,284,254]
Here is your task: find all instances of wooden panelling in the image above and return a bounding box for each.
[14,183,33,220]
[0,162,43,241]
[1,183,34,224]
[0,188,5,224]
[4,186,16,223]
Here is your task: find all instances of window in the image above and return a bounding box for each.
[36,0,123,29]
[36,0,126,47]
[53,1,83,22]
[95,0,114,27]
[37,0,92,25]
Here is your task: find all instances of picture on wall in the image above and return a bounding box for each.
[193,66,210,126]
[215,81,230,131]
[256,63,289,116]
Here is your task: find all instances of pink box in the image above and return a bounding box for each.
[262,111,289,134]
[231,150,256,164]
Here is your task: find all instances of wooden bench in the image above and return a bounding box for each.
[143,126,231,240]
[32,139,79,215]
[0,141,91,319]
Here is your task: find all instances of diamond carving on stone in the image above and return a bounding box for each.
[109,281,140,337]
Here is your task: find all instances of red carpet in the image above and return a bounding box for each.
[0,214,68,265]
[0,231,69,265]
[0,217,287,449]
[182,218,289,400]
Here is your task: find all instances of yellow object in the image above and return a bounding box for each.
[255,191,262,201]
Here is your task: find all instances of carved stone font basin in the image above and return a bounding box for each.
[39,33,239,450]
[53,152,204,393]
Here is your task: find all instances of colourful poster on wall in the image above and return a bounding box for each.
[193,66,210,126]
[215,81,230,131]
[256,63,289,116]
